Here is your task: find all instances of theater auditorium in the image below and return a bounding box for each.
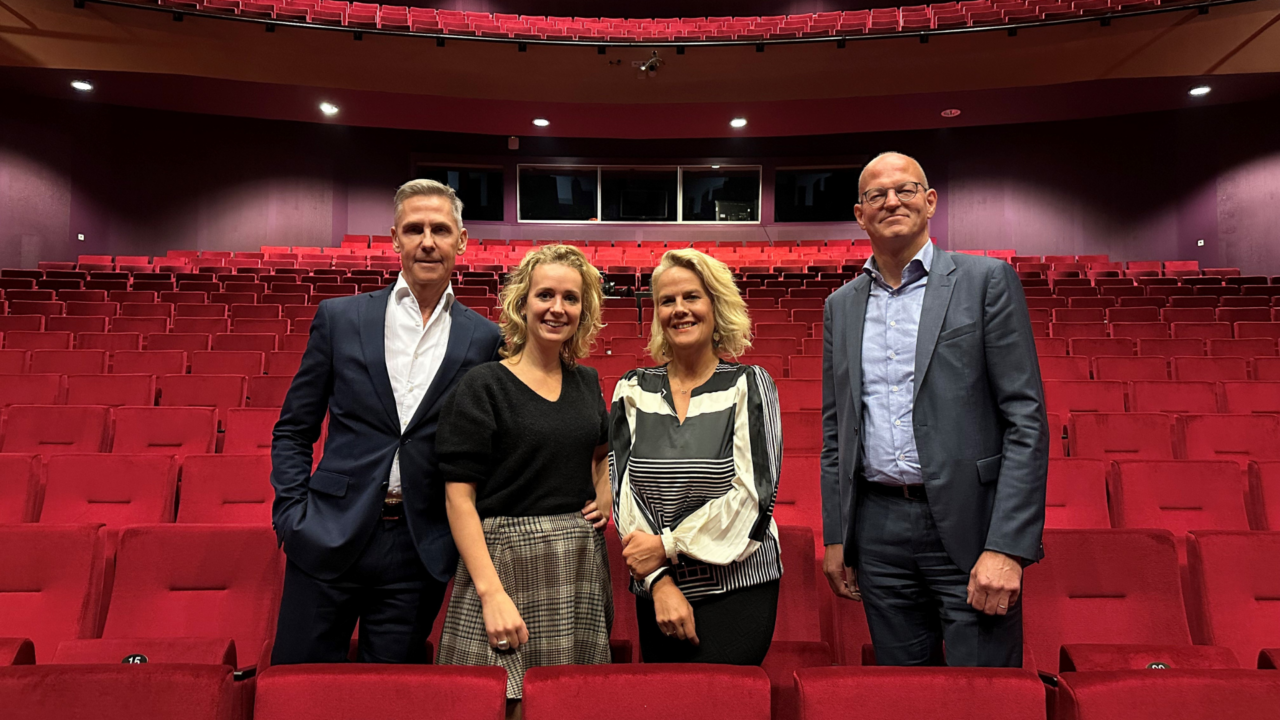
[2,0,1280,717]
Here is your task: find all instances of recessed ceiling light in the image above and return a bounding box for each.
[730,117,747,128]
[711,165,721,169]
[1189,85,1211,97]
[70,80,93,92]
[941,108,961,118]
[319,102,339,116]
[532,118,550,127]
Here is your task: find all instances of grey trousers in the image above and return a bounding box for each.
[854,487,1022,667]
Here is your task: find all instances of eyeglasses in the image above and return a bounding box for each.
[860,182,927,208]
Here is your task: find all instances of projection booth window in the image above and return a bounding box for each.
[413,164,505,222]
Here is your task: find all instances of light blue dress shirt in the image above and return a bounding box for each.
[859,241,934,486]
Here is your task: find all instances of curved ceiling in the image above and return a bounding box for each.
[1,0,1279,137]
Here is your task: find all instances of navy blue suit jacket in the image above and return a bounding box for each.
[270,286,503,582]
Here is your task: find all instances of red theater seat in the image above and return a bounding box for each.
[522,665,771,720]
[0,374,64,407]
[790,356,821,379]
[1127,381,1219,414]
[212,332,277,353]
[248,376,292,408]
[0,405,110,456]
[65,374,155,407]
[1250,461,1280,531]
[0,454,41,523]
[77,332,142,354]
[0,349,28,374]
[5,330,72,350]
[176,454,273,525]
[1177,414,1280,467]
[1171,356,1249,382]
[1043,380,1126,417]
[146,332,211,354]
[93,524,283,671]
[1068,337,1134,359]
[1093,356,1167,381]
[581,353,638,378]
[1138,337,1205,359]
[40,454,177,526]
[156,374,248,427]
[28,349,107,375]
[1056,669,1280,719]
[111,406,217,458]
[1022,529,1192,674]
[0,524,105,662]
[775,379,821,411]
[112,349,186,375]
[1044,458,1109,529]
[1255,357,1280,380]
[781,411,822,453]
[266,351,304,376]
[794,666,1047,720]
[0,659,237,720]
[255,665,507,720]
[1068,412,1175,461]
[1186,530,1280,668]
[1219,381,1280,414]
[191,350,265,376]
[1039,355,1090,381]
[222,408,278,454]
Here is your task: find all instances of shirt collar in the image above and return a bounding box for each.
[862,241,934,291]
[393,273,455,315]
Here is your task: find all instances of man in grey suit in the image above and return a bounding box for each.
[819,152,1049,667]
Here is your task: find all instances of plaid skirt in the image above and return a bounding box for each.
[437,512,613,699]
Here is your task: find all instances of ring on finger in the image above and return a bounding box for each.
[497,639,510,649]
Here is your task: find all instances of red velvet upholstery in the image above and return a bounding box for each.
[0,524,105,662]
[1058,643,1239,671]
[0,374,63,407]
[41,454,178,526]
[1185,531,1280,671]
[1108,460,1250,565]
[0,453,41,522]
[1127,381,1219,414]
[0,664,238,720]
[1022,529,1191,674]
[112,349,187,375]
[156,374,248,427]
[775,524,822,642]
[28,349,108,374]
[794,666,1046,720]
[111,406,218,458]
[0,638,34,666]
[256,665,506,720]
[1067,413,1175,461]
[0,405,111,456]
[222,407,278,454]
[53,637,236,666]
[523,665,771,720]
[176,454,273,524]
[1093,356,1168,381]
[1045,458,1110,529]
[1056,670,1280,720]
[1177,414,1280,468]
[762,641,834,720]
[65,373,156,407]
[247,375,293,408]
[1043,380,1126,417]
[100,525,283,671]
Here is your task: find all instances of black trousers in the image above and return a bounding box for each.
[272,517,448,665]
[636,580,779,665]
[854,488,1022,667]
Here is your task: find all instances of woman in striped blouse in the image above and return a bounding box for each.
[608,248,783,665]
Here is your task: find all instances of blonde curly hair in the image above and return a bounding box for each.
[647,248,753,362]
[499,244,604,367]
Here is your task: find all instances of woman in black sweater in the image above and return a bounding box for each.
[437,244,612,715]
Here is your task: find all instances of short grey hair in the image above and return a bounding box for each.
[858,151,930,196]
[393,178,464,231]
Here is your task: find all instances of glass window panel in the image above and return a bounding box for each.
[681,168,760,222]
[518,167,598,221]
[601,168,678,222]
[414,165,505,222]
[774,168,859,222]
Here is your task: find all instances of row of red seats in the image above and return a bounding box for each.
[1041,355,1280,383]
[3,525,1277,681]
[1038,320,1280,341]
[1043,411,1278,464]
[0,372,290,411]
[0,404,288,454]
[1036,308,1280,325]
[6,661,1280,720]
[0,349,300,376]
[1,329,306,352]
[1037,335,1280,359]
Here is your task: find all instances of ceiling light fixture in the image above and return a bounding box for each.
[319,102,339,116]
[941,108,961,118]
[71,80,94,92]
[1189,85,1211,97]
[532,118,550,127]
[730,117,747,128]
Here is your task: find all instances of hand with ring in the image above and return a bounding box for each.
[481,590,529,652]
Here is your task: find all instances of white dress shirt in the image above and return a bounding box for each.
[385,274,455,499]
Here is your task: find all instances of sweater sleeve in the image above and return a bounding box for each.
[661,365,783,566]
[437,367,497,487]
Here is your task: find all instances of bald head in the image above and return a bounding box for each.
[858,152,930,196]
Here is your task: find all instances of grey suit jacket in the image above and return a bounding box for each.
[820,249,1049,572]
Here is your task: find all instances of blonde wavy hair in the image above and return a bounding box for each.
[499,244,604,367]
[647,248,753,362]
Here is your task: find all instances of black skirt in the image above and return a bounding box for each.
[636,580,779,665]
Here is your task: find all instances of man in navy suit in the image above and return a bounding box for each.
[270,179,503,664]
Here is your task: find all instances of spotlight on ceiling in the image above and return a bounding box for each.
[941,108,961,118]
[319,102,340,116]
[532,118,550,127]
[1189,85,1211,97]
[71,80,94,92]
[730,117,747,128]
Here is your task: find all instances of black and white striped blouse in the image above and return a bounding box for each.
[608,361,783,601]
